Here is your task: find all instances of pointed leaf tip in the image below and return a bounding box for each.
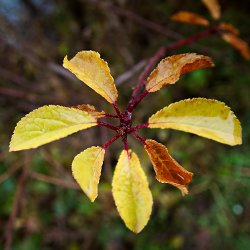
[63,51,118,103]
[146,53,214,92]
[72,146,105,202]
[112,150,153,233]
[202,0,221,20]
[144,139,193,195]
[148,98,242,146]
[9,105,97,152]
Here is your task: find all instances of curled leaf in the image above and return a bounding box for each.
[72,146,105,202]
[148,98,242,146]
[146,53,214,92]
[171,11,210,26]
[72,104,105,118]
[9,105,97,151]
[219,22,240,36]
[112,150,153,233]
[222,33,250,60]
[201,0,221,20]
[63,51,118,103]
[144,139,193,195]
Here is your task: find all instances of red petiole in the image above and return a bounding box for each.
[100,26,220,150]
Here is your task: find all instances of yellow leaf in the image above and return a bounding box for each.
[144,139,193,195]
[72,104,105,118]
[112,150,153,233]
[171,11,210,26]
[148,98,242,146]
[63,51,118,103]
[219,22,240,36]
[146,53,214,92]
[222,33,250,60]
[201,0,221,20]
[72,146,105,202]
[9,105,97,151]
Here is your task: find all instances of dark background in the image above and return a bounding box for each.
[0,0,250,249]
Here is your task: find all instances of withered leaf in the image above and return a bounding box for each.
[219,22,240,36]
[222,33,250,60]
[144,139,193,195]
[171,11,210,26]
[146,53,214,92]
[202,0,221,20]
[72,104,105,118]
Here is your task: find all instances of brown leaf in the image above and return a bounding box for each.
[219,22,240,36]
[144,139,193,195]
[202,0,221,20]
[72,104,105,118]
[171,11,210,26]
[222,33,250,60]
[146,53,214,92]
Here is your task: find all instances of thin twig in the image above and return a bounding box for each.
[5,164,29,250]
[0,162,21,184]
[30,171,80,190]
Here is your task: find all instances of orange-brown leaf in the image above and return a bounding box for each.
[219,22,240,36]
[72,104,105,118]
[144,139,193,195]
[171,11,209,26]
[222,33,250,60]
[146,53,214,92]
[202,0,221,20]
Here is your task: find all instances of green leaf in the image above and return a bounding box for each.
[72,146,105,202]
[112,150,153,233]
[148,98,242,146]
[10,105,97,151]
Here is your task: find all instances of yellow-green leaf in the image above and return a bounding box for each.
[63,51,118,103]
[171,11,210,26]
[146,53,214,92]
[201,0,221,20]
[72,146,105,202]
[144,139,193,195]
[112,150,153,233]
[148,98,242,146]
[10,105,97,151]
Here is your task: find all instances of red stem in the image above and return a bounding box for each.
[130,123,149,132]
[126,26,220,112]
[133,132,146,144]
[97,122,119,131]
[102,134,121,150]
[112,102,122,118]
[127,90,149,112]
[104,113,119,118]
[122,137,130,158]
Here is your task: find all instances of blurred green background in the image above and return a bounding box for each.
[1,0,250,249]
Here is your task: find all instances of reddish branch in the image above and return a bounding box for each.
[102,134,121,150]
[126,26,220,112]
[100,26,220,150]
